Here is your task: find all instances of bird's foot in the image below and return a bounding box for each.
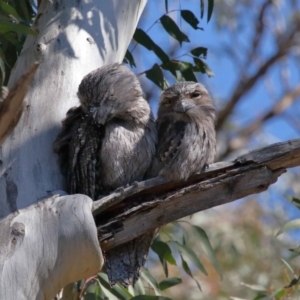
[115,186,125,193]
[132,181,139,188]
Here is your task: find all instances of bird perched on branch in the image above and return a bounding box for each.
[148,81,216,180]
[54,63,157,287]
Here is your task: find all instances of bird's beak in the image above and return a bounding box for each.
[89,106,112,125]
[173,100,196,113]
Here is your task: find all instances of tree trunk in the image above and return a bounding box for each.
[0,0,147,299]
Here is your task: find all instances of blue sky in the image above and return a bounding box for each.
[130,0,300,238]
[131,0,300,142]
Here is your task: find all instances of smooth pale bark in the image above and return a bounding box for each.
[0,194,102,300]
[0,0,147,299]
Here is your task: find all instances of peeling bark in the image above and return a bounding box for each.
[92,139,300,251]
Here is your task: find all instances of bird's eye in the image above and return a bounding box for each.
[164,98,173,106]
[191,92,201,98]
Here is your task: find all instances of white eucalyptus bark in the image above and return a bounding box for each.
[0,0,147,299]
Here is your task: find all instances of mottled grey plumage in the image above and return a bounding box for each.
[54,63,157,287]
[148,81,216,180]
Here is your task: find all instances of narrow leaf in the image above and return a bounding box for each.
[281,258,295,275]
[190,47,207,58]
[276,218,300,237]
[162,60,197,81]
[268,289,286,298]
[131,296,172,300]
[158,277,182,291]
[134,278,145,295]
[181,10,202,30]
[193,57,214,77]
[133,28,170,63]
[193,225,222,278]
[1,32,22,47]
[162,60,192,79]
[165,0,168,12]
[286,196,300,210]
[200,0,204,19]
[145,64,168,90]
[251,296,267,300]
[182,68,197,81]
[0,21,37,36]
[84,293,103,300]
[171,241,207,275]
[289,246,300,254]
[240,282,267,292]
[162,258,168,278]
[97,273,132,300]
[141,267,160,294]
[180,254,202,291]
[151,240,177,265]
[160,15,189,45]
[124,50,136,67]
[0,1,21,20]
[207,0,214,23]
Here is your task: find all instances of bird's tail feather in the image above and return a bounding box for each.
[105,230,156,287]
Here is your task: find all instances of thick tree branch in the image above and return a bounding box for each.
[92,139,300,251]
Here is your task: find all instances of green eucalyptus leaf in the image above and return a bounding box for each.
[190,47,207,58]
[268,289,286,299]
[276,218,300,237]
[281,258,295,275]
[180,254,202,291]
[134,278,145,296]
[0,21,37,36]
[1,32,22,47]
[133,28,169,63]
[193,225,222,279]
[171,241,207,275]
[161,258,168,278]
[207,0,214,22]
[240,282,267,292]
[0,15,14,22]
[124,50,136,67]
[160,15,189,45]
[181,68,197,81]
[193,57,214,77]
[145,64,168,90]
[131,296,172,300]
[158,277,182,291]
[251,296,267,300]
[162,60,196,81]
[84,293,103,300]
[141,267,160,294]
[181,10,202,30]
[0,1,21,20]
[151,240,177,265]
[97,273,132,300]
[165,0,168,12]
[200,0,204,19]
[286,196,300,210]
[162,60,188,78]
